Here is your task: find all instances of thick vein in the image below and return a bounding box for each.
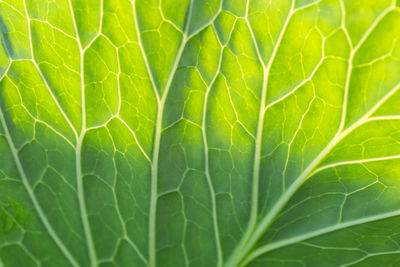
[224,1,295,266]
[368,115,400,121]
[203,71,223,267]
[0,106,79,267]
[116,45,122,115]
[75,135,97,266]
[130,1,164,264]
[244,3,268,229]
[132,0,195,265]
[312,154,400,176]
[243,210,400,265]
[66,0,97,265]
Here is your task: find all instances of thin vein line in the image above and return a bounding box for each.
[31,63,78,138]
[116,116,151,162]
[84,116,151,184]
[265,54,324,110]
[201,12,234,266]
[0,0,24,17]
[30,18,76,40]
[20,245,40,266]
[282,94,316,191]
[34,120,75,148]
[5,71,74,150]
[340,251,400,267]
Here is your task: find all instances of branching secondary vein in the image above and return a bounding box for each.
[225,0,296,265]
[225,1,397,266]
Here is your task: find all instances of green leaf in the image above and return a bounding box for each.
[1,0,400,266]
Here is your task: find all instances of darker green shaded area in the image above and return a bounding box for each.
[0,198,31,237]
[0,245,37,267]
[0,16,14,58]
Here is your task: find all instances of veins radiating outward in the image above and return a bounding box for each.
[225,0,400,266]
[234,0,400,265]
[1,0,400,266]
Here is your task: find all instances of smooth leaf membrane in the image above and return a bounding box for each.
[1,0,400,266]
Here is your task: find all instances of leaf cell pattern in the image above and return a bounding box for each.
[1,0,400,266]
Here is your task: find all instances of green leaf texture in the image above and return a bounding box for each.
[1,0,400,266]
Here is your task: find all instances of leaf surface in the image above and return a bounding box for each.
[1,0,400,266]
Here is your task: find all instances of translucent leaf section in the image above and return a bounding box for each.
[1,0,400,266]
